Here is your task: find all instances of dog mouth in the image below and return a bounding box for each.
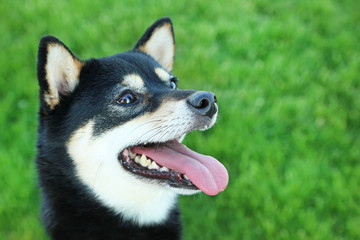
[118,140,228,196]
[119,145,197,191]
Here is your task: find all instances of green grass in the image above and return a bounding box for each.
[1,0,359,239]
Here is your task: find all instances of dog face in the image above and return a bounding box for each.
[37,18,228,225]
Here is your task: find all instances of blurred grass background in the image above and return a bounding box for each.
[0,0,359,239]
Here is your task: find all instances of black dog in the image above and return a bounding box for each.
[36,17,228,239]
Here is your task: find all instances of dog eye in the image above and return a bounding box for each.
[170,78,177,89]
[116,92,137,105]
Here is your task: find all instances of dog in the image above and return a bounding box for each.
[36,17,228,239]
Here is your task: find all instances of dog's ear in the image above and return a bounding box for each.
[37,36,83,111]
[134,17,175,72]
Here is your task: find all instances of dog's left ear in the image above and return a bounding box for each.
[134,17,175,72]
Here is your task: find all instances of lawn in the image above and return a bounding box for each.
[0,0,359,239]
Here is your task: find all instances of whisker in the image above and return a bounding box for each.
[156,124,179,141]
[125,114,171,135]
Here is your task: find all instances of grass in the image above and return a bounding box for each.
[0,0,359,239]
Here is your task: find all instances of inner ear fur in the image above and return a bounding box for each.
[134,17,175,72]
[37,36,83,110]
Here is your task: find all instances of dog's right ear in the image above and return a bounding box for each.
[37,36,83,111]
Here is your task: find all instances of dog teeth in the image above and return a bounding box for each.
[148,161,160,170]
[183,174,189,180]
[129,151,136,159]
[146,159,152,166]
[140,154,147,162]
[160,167,169,172]
[134,155,140,163]
[128,151,170,172]
[139,154,151,167]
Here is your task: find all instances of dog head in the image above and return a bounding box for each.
[37,18,228,225]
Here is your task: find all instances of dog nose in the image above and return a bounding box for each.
[188,91,217,117]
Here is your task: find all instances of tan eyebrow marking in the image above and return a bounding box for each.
[154,67,170,82]
[122,74,145,89]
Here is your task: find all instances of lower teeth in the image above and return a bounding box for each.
[160,167,169,172]
[127,150,188,179]
[129,152,136,159]
[129,151,162,170]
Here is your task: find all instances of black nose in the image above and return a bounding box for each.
[188,91,217,117]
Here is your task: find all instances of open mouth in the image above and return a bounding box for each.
[119,145,197,190]
[118,140,228,196]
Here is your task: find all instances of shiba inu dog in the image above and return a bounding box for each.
[36,17,228,239]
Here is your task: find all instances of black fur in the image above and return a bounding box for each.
[36,18,215,240]
[36,18,185,240]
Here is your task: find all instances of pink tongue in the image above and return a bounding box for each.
[132,141,228,196]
